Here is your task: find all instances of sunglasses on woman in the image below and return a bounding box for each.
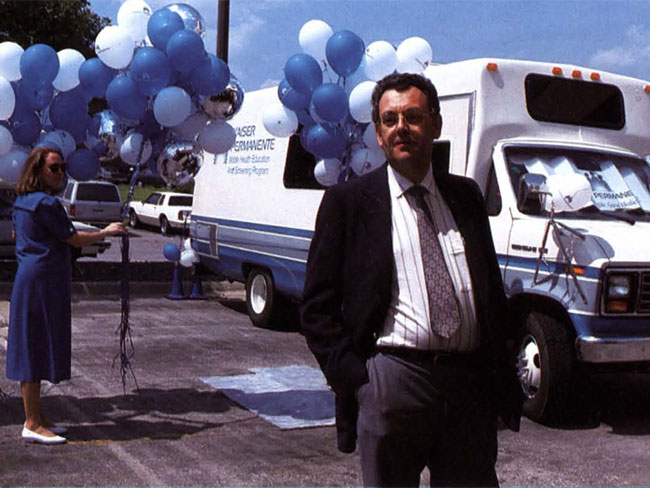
[46,163,67,174]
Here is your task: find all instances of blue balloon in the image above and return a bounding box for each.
[191,54,230,96]
[140,109,164,139]
[326,30,365,78]
[295,109,316,128]
[278,79,310,112]
[16,80,54,111]
[49,89,87,130]
[20,44,59,85]
[163,242,181,261]
[35,140,62,152]
[106,75,147,121]
[311,83,349,122]
[166,29,206,74]
[67,148,99,181]
[79,58,115,99]
[67,114,91,145]
[305,124,347,159]
[8,107,41,145]
[130,47,172,97]
[147,8,185,51]
[284,53,322,94]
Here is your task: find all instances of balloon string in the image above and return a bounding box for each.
[115,138,146,393]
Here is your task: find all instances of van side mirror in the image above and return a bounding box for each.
[517,173,547,214]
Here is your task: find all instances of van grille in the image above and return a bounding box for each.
[638,272,650,313]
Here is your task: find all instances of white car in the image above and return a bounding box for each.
[128,191,192,235]
[0,184,110,259]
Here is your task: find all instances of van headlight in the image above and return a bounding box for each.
[604,273,636,313]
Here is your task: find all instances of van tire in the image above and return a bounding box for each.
[160,216,170,235]
[245,268,285,328]
[517,311,576,425]
[129,210,139,228]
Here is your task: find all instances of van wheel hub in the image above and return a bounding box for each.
[518,334,542,399]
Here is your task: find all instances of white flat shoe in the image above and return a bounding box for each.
[22,426,67,445]
[25,422,68,435]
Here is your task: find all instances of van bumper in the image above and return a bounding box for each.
[576,336,650,363]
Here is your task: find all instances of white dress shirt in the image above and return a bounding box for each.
[376,165,480,352]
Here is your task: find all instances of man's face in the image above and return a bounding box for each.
[375,86,441,178]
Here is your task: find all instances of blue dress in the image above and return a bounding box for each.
[6,192,76,383]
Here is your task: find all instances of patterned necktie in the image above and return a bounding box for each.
[407,185,461,338]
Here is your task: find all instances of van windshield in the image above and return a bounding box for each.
[76,184,121,202]
[505,145,650,221]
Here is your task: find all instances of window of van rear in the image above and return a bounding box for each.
[76,184,121,202]
[525,74,625,130]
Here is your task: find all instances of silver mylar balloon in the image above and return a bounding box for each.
[199,75,245,121]
[156,141,202,187]
[164,3,205,37]
[95,110,124,162]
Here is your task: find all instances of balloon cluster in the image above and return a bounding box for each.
[163,238,198,267]
[262,20,433,187]
[0,1,242,186]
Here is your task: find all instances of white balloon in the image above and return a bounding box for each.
[350,145,384,176]
[120,132,153,165]
[199,121,236,154]
[179,248,199,267]
[363,123,381,152]
[117,0,153,44]
[348,81,376,124]
[182,237,192,252]
[0,125,13,156]
[396,37,432,74]
[362,41,397,81]
[95,25,135,70]
[262,101,298,138]
[41,130,76,158]
[0,147,29,184]
[154,86,192,127]
[0,75,15,121]
[314,158,341,187]
[0,42,24,81]
[299,19,334,63]
[52,49,85,92]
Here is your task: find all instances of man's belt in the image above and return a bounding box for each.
[376,346,491,369]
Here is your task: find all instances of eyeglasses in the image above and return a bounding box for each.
[380,108,432,128]
[46,163,67,174]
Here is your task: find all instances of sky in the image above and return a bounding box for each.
[90,0,650,93]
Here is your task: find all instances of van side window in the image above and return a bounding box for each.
[431,141,450,179]
[283,132,323,189]
[485,163,502,216]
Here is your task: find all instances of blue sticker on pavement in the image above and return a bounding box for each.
[200,365,335,429]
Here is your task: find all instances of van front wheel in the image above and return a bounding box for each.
[517,311,576,425]
[245,268,285,328]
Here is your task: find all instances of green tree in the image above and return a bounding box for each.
[0,0,111,58]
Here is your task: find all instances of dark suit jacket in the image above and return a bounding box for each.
[300,164,522,452]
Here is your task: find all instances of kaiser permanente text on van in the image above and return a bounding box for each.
[232,138,276,152]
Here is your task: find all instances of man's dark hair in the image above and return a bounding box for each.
[371,73,440,124]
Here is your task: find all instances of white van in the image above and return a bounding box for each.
[191,59,650,424]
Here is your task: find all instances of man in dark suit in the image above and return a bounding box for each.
[300,73,522,487]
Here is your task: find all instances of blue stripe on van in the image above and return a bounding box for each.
[497,253,602,279]
[192,214,314,239]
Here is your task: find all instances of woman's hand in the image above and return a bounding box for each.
[102,222,127,236]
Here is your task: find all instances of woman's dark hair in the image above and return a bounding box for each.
[15,146,64,195]
[371,73,440,124]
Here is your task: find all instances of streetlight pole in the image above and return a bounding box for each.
[217,0,230,63]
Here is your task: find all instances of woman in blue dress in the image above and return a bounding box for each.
[6,146,126,445]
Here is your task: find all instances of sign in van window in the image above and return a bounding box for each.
[525,74,625,130]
